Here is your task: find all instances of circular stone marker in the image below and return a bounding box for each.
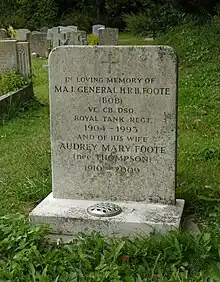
[87,202,122,217]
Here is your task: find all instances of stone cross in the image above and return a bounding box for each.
[101,52,119,74]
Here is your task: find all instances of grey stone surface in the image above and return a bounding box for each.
[0,40,18,74]
[92,24,105,35]
[40,26,48,33]
[0,28,8,39]
[49,27,64,48]
[61,26,77,32]
[30,45,184,237]
[27,32,51,57]
[64,30,88,45]
[30,193,185,237]
[98,28,119,45]
[49,45,177,204]
[16,42,31,78]
[15,29,30,41]
[0,40,31,78]
[0,85,34,115]
[47,26,78,48]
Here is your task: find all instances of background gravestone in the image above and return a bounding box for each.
[47,27,64,48]
[47,26,79,48]
[27,32,51,57]
[16,42,31,78]
[0,29,8,39]
[30,45,184,238]
[0,40,18,74]
[65,30,88,45]
[40,27,48,33]
[98,28,119,45]
[92,24,105,35]
[16,29,30,41]
[61,26,77,32]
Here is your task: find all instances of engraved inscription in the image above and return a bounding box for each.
[55,72,172,174]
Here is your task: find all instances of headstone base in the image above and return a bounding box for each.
[30,194,184,240]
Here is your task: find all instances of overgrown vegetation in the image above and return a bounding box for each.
[1,214,220,281]
[0,70,29,96]
[88,34,99,45]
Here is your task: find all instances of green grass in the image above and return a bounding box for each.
[119,32,155,45]
[1,25,220,280]
[0,58,51,215]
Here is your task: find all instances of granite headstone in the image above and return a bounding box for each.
[98,28,119,45]
[30,45,184,238]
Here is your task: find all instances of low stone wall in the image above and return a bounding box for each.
[0,84,34,115]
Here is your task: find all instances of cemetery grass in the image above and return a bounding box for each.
[1,28,220,280]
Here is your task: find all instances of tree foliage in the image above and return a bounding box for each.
[0,0,219,32]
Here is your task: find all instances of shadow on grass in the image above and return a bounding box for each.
[0,97,46,126]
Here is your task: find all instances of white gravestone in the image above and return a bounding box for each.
[98,28,119,45]
[48,27,64,48]
[30,45,184,238]
[92,24,105,35]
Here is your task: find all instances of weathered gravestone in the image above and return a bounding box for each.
[0,40,31,78]
[65,30,88,45]
[47,27,63,48]
[15,29,30,41]
[98,28,119,45]
[92,24,105,35]
[48,26,78,48]
[0,40,17,72]
[0,28,8,39]
[16,42,32,78]
[40,26,48,33]
[27,32,51,57]
[30,45,184,238]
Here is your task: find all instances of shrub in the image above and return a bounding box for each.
[124,2,185,37]
[88,34,99,45]
[0,70,29,96]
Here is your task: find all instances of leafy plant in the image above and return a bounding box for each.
[88,34,99,45]
[0,70,29,96]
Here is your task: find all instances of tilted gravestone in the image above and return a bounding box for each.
[0,40,31,78]
[92,24,105,35]
[98,28,119,45]
[30,45,184,239]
